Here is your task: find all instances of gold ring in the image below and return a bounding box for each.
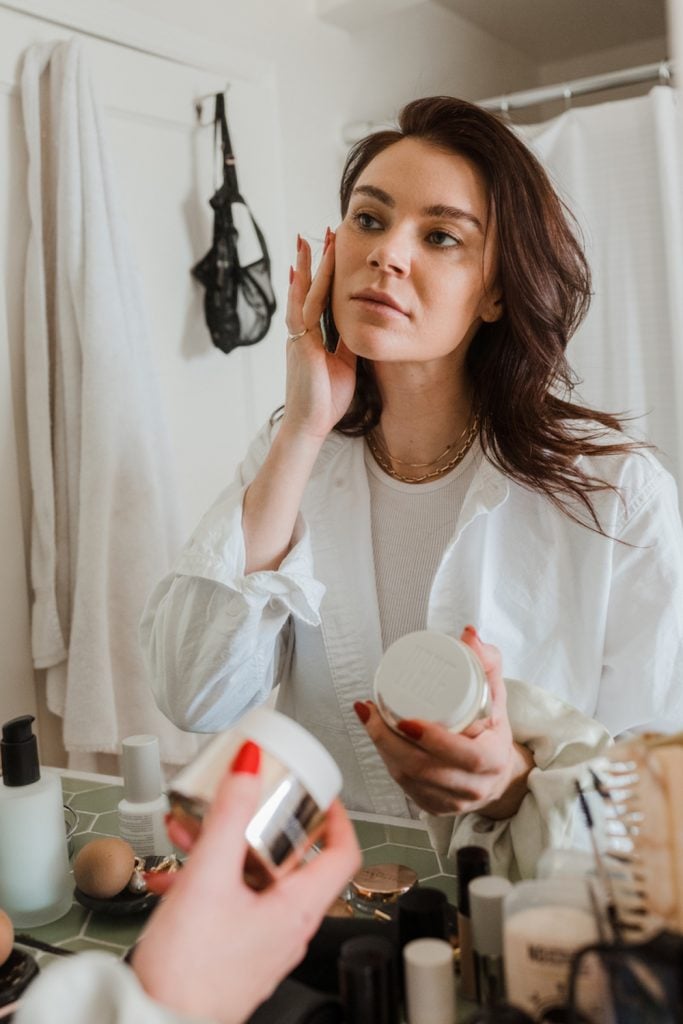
[286,328,308,343]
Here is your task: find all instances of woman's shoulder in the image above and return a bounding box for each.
[570,422,677,524]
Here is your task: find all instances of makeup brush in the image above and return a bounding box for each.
[574,780,624,943]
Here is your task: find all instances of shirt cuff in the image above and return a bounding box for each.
[175,489,325,627]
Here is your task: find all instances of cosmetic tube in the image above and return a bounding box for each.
[338,935,399,1024]
[456,845,490,1002]
[168,708,342,889]
[118,735,172,857]
[0,716,71,927]
[403,938,456,1024]
[469,875,513,1007]
[374,631,490,735]
[398,887,450,951]
[291,917,397,996]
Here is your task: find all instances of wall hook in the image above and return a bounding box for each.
[195,84,230,126]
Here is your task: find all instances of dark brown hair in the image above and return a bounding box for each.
[330,95,640,531]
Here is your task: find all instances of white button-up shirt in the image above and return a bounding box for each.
[141,422,683,819]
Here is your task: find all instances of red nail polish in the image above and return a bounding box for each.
[231,740,261,775]
[353,701,370,725]
[296,233,302,252]
[289,265,294,285]
[463,625,478,637]
[397,720,424,741]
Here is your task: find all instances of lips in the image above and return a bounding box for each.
[351,289,409,317]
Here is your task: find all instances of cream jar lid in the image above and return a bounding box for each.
[373,630,488,733]
[240,707,342,811]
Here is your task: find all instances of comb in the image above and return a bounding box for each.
[593,732,683,940]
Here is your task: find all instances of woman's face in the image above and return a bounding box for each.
[332,137,501,366]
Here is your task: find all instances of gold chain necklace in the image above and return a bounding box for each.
[366,417,479,484]
[374,429,469,468]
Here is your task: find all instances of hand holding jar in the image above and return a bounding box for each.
[354,626,535,818]
[132,738,361,1024]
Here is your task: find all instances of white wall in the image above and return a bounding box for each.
[343,2,539,123]
[113,0,539,247]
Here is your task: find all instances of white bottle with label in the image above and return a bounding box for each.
[118,734,172,857]
[503,879,602,1021]
[0,715,72,927]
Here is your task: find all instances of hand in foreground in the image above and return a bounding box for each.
[354,626,534,818]
[132,742,361,1024]
[282,231,357,441]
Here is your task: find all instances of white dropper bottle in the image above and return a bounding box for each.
[118,734,173,857]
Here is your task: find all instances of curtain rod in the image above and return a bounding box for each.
[342,60,675,143]
[479,60,675,113]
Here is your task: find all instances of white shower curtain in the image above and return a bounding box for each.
[519,86,683,490]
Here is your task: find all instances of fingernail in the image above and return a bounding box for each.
[142,872,170,895]
[353,700,370,725]
[296,233,302,252]
[231,740,261,775]
[397,720,423,741]
[323,227,332,254]
[289,265,294,285]
[463,625,478,638]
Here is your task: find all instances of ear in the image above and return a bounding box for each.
[481,288,504,324]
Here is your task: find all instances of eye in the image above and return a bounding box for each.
[427,229,461,248]
[351,211,383,231]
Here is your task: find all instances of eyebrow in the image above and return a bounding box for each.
[351,184,484,233]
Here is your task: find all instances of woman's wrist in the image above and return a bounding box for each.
[274,417,329,459]
[479,742,535,821]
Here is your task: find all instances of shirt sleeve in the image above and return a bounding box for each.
[596,463,683,736]
[15,952,212,1024]
[140,422,326,733]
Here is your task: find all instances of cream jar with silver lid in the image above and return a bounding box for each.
[373,630,490,734]
[167,707,342,890]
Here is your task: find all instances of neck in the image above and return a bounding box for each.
[373,360,473,466]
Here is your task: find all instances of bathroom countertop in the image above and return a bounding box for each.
[14,771,472,1020]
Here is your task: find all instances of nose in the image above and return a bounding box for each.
[366,232,410,276]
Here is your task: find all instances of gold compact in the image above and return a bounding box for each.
[349,863,418,911]
[326,896,355,918]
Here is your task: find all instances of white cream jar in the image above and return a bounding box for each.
[167,707,342,889]
[373,630,490,734]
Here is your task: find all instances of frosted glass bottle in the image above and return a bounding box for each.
[0,715,72,927]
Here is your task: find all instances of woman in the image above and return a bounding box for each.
[141,97,683,867]
[15,742,361,1024]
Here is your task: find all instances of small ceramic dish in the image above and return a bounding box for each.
[0,948,39,1008]
[63,805,79,859]
[73,855,174,916]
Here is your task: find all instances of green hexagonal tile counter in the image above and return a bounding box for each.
[9,772,477,1023]
[16,773,457,964]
